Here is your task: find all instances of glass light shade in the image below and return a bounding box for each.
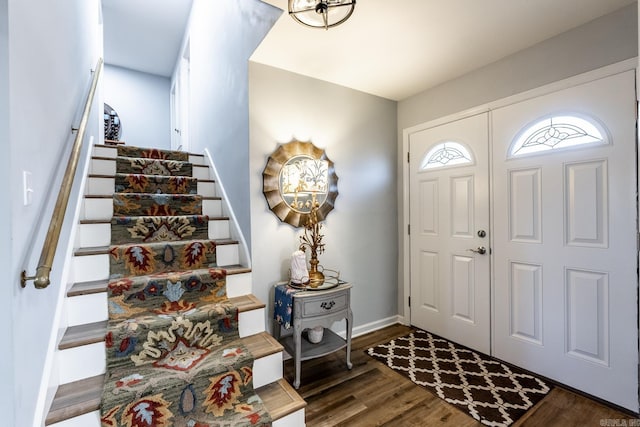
[289,0,356,29]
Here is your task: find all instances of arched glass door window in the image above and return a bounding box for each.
[509,115,606,158]
[420,141,474,170]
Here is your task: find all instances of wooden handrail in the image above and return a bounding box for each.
[21,58,103,289]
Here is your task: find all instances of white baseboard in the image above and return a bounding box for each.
[331,315,404,339]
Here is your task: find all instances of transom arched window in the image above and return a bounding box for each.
[509,115,606,158]
[420,141,474,170]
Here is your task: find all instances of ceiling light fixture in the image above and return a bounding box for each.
[288,0,356,30]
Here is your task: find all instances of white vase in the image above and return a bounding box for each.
[307,326,324,344]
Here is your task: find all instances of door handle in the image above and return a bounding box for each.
[468,246,487,255]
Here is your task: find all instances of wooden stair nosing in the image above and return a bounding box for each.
[258,378,307,421]
[47,332,287,425]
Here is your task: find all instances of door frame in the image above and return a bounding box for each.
[400,58,638,325]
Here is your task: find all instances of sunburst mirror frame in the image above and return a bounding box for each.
[262,141,339,227]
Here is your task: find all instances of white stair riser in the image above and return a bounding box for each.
[226,272,252,298]
[86,177,215,197]
[189,155,205,165]
[238,308,266,338]
[217,244,239,267]
[274,409,306,427]
[208,220,230,240]
[202,199,222,217]
[83,198,113,221]
[50,407,304,427]
[78,220,233,249]
[78,223,110,248]
[82,198,222,221]
[66,293,108,327]
[90,159,115,175]
[93,146,116,158]
[50,411,99,427]
[253,352,283,389]
[73,254,109,283]
[192,166,210,180]
[58,343,105,384]
[57,341,277,388]
[198,181,216,197]
[86,177,113,195]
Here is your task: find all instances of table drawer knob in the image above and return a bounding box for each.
[321,301,335,310]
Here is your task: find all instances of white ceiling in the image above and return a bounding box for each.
[102,0,635,100]
[102,0,193,77]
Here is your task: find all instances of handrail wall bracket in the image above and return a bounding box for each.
[21,58,103,289]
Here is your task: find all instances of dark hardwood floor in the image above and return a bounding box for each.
[283,324,635,426]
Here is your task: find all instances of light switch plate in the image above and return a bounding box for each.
[23,171,33,206]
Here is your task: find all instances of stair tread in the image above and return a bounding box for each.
[93,144,205,158]
[80,215,230,225]
[46,376,304,426]
[84,194,221,200]
[47,332,288,425]
[88,173,214,183]
[45,375,104,425]
[68,266,252,297]
[60,317,280,356]
[59,320,108,350]
[74,238,239,256]
[67,279,108,297]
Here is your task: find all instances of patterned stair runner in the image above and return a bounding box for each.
[100,146,272,426]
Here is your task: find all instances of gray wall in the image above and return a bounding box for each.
[103,64,171,149]
[396,3,638,319]
[6,1,102,425]
[187,0,281,250]
[249,63,398,333]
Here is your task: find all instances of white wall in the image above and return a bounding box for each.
[396,3,638,319]
[7,0,102,425]
[249,63,398,333]
[0,0,13,425]
[186,0,280,249]
[103,64,171,149]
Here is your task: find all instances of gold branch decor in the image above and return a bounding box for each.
[298,201,325,287]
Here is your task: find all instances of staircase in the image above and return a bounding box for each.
[44,144,306,426]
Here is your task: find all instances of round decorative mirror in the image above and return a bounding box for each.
[262,141,338,227]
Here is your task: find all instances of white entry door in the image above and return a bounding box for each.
[409,113,491,354]
[491,70,638,411]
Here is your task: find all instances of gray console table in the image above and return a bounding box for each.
[273,282,353,389]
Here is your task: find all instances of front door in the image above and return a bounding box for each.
[409,113,491,354]
[491,70,638,412]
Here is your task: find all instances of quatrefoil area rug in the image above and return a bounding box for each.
[366,329,552,426]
